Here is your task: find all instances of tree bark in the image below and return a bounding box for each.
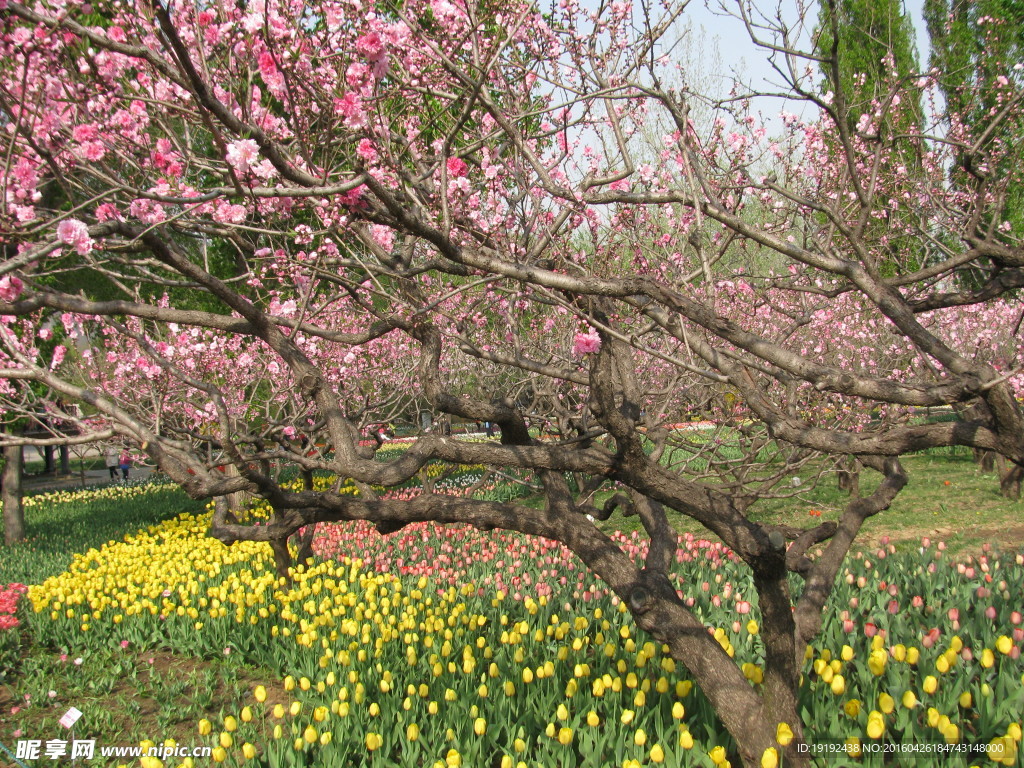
[3,444,25,545]
[59,444,70,476]
[1000,463,1022,500]
[975,448,996,472]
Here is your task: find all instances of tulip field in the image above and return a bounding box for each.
[1,467,1023,768]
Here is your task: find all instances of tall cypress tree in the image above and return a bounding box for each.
[816,0,922,134]
[925,0,1024,236]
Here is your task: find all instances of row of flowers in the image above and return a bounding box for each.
[17,505,1023,767]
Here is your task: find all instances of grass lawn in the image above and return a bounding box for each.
[594,449,1023,558]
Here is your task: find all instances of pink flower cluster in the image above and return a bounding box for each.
[572,331,601,356]
[0,275,24,303]
[55,219,94,255]
[0,583,27,631]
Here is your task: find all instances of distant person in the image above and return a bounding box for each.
[119,449,132,481]
[105,446,119,480]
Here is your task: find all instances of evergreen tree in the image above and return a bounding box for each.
[816,0,922,134]
[925,0,1024,241]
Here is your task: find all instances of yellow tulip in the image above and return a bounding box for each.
[587,711,600,727]
[366,733,383,751]
[760,747,778,768]
[242,743,256,760]
[634,728,647,746]
[197,719,212,736]
[679,730,694,749]
[923,675,938,694]
[981,648,995,668]
[868,649,887,676]
[958,691,972,708]
[254,685,267,703]
[830,675,846,695]
[902,691,918,709]
[474,718,487,736]
[844,699,861,718]
[558,727,573,745]
[776,722,794,746]
[878,693,895,714]
[996,635,1013,655]
[709,746,727,765]
[866,711,885,739]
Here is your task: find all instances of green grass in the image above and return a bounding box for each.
[22,456,108,476]
[592,450,1023,557]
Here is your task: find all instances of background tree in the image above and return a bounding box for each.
[1,0,1023,764]
[923,0,1024,494]
[816,0,922,122]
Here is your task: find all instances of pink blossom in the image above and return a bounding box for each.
[572,332,601,356]
[446,157,468,178]
[56,219,93,255]
[356,139,378,163]
[257,51,277,79]
[226,139,260,174]
[0,275,24,303]
[355,32,386,62]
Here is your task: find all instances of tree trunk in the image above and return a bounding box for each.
[59,444,70,476]
[836,457,860,496]
[3,444,25,545]
[43,444,55,474]
[1000,463,1023,500]
[974,449,996,472]
[224,463,253,512]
